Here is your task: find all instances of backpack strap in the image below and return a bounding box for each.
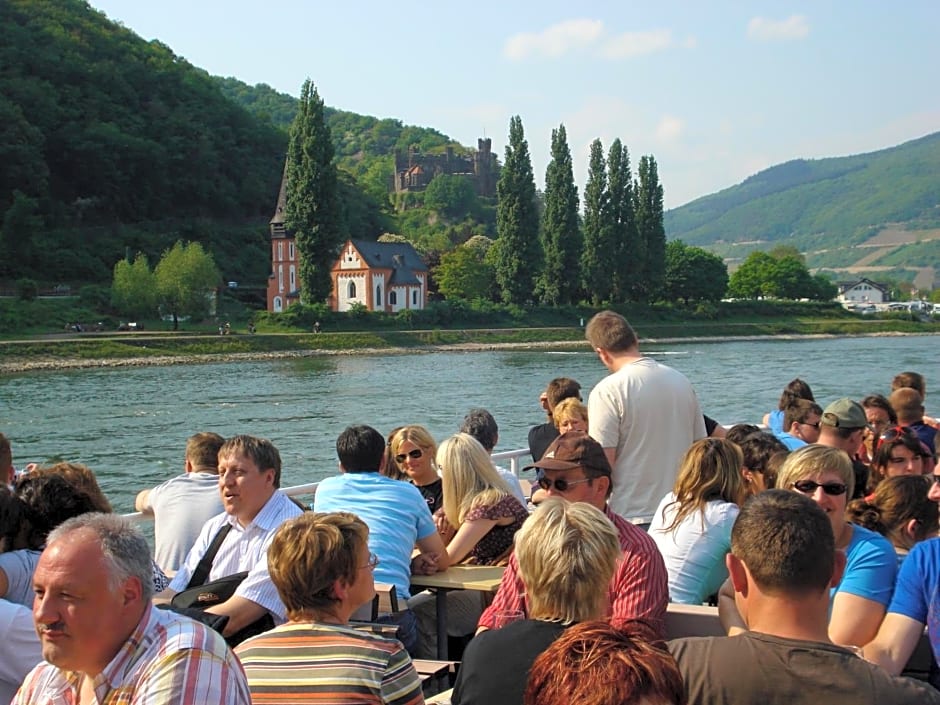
[186,523,234,590]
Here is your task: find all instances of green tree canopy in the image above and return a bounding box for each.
[285,79,342,304]
[434,243,495,301]
[607,139,638,302]
[635,155,665,301]
[154,241,220,328]
[493,115,540,304]
[423,174,478,219]
[111,253,156,319]
[581,139,613,305]
[537,124,581,305]
[727,250,824,300]
[664,240,729,303]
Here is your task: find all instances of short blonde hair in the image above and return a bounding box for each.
[776,444,854,499]
[437,433,510,527]
[552,398,589,430]
[515,499,620,624]
[267,512,369,622]
[390,425,438,470]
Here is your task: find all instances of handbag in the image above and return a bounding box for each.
[164,524,274,646]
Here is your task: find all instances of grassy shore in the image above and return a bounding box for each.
[0,317,936,374]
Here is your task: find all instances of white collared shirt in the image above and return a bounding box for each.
[168,491,303,621]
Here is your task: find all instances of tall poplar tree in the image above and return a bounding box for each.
[285,79,342,305]
[635,155,666,301]
[607,139,639,302]
[493,115,540,304]
[580,139,612,304]
[537,124,580,305]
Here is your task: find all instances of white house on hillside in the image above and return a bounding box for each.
[837,278,889,304]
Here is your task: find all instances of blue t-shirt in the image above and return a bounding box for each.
[831,523,897,606]
[888,538,940,663]
[773,430,806,451]
[314,472,436,600]
[767,409,785,434]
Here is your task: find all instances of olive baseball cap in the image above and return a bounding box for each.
[820,398,868,429]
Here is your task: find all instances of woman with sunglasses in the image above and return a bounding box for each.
[848,475,939,565]
[388,425,442,513]
[868,427,932,492]
[777,445,897,646]
[649,438,747,604]
[719,445,897,647]
[413,433,529,657]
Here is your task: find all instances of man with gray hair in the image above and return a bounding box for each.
[460,408,527,505]
[16,513,249,704]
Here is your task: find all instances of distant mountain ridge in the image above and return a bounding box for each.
[664,132,940,288]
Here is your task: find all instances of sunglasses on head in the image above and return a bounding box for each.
[536,476,592,492]
[791,479,847,496]
[879,426,914,443]
[394,448,423,464]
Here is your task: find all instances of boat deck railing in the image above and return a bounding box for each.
[123,447,532,524]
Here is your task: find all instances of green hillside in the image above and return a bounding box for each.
[664,132,940,282]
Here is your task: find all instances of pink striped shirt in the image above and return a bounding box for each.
[478,505,669,635]
[14,607,250,704]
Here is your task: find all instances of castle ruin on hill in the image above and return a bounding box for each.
[393,138,497,197]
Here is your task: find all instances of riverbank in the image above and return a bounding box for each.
[0,327,935,375]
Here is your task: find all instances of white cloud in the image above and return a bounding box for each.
[747,15,810,42]
[600,29,676,59]
[503,19,604,60]
[655,115,684,143]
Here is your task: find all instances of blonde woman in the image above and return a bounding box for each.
[437,433,529,566]
[552,398,588,435]
[389,425,442,513]
[452,499,621,705]
[413,433,528,658]
[649,438,747,604]
[721,445,897,648]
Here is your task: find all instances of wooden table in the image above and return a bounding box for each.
[411,565,504,659]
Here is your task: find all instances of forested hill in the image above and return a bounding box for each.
[0,0,286,224]
[664,132,940,273]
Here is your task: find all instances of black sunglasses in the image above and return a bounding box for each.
[394,448,423,464]
[791,479,847,496]
[536,476,592,492]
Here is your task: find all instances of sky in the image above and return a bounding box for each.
[88,1,940,210]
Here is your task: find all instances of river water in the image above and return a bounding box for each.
[1,334,936,513]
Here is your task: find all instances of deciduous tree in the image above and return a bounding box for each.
[607,140,638,302]
[285,79,342,305]
[434,243,495,301]
[111,253,156,319]
[664,240,728,303]
[154,241,220,329]
[537,124,580,305]
[581,139,612,305]
[635,155,665,301]
[493,115,540,304]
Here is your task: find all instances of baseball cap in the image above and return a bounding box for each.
[522,430,611,476]
[820,398,868,429]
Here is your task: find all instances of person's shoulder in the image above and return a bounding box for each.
[850,523,896,554]
[153,608,231,655]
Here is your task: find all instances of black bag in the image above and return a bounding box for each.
[163,526,274,646]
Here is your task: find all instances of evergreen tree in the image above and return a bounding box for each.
[537,124,580,305]
[580,140,612,305]
[493,115,540,304]
[635,155,666,301]
[607,140,638,302]
[285,79,342,305]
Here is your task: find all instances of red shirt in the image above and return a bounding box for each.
[478,505,669,635]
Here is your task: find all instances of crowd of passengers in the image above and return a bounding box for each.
[0,311,939,705]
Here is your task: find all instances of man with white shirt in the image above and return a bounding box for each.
[135,431,225,573]
[585,310,706,526]
[156,435,302,640]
